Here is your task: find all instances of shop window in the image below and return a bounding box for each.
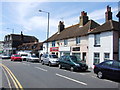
[104,53,110,61]
[72,53,81,60]
[93,53,100,65]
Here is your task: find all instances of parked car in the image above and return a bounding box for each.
[41,54,59,66]
[18,51,30,61]
[1,54,11,59]
[11,54,22,61]
[26,54,40,62]
[94,60,120,80]
[58,55,88,71]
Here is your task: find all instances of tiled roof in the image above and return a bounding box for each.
[45,20,100,42]
[89,20,119,34]
[10,34,38,42]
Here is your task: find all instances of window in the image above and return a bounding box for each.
[104,53,110,61]
[94,34,100,46]
[113,61,120,69]
[102,61,113,67]
[52,41,55,47]
[64,39,68,46]
[76,37,80,44]
[72,53,81,60]
[93,53,100,65]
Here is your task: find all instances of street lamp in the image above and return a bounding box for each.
[39,10,50,54]
[6,28,14,34]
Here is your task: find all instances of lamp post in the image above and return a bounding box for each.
[39,10,50,54]
[6,28,14,34]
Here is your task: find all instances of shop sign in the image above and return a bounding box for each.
[72,47,80,51]
[50,47,59,52]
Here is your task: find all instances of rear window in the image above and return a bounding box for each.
[21,54,28,56]
[113,61,120,69]
[49,55,58,58]
[14,55,21,57]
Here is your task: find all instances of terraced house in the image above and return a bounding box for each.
[43,6,120,68]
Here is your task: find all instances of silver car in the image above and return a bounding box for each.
[26,54,40,62]
[41,54,59,66]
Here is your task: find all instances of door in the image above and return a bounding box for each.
[82,52,86,62]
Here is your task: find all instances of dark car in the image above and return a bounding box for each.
[94,60,120,80]
[58,55,88,71]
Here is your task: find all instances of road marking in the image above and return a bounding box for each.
[0,63,24,90]
[22,63,30,66]
[2,67,12,89]
[56,73,87,86]
[35,67,47,72]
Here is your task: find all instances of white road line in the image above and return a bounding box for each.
[56,73,87,86]
[22,63,30,66]
[35,67,47,72]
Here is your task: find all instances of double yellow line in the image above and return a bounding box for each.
[0,63,23,90]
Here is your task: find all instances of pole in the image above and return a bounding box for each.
[47,12,50,53]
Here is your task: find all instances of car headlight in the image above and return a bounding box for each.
[75,64,80,67]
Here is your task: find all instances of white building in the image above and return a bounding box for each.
[43,6,119,68]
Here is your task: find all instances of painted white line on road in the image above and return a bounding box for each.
[56,73,87,86]
[35,67,47,72]
[22,63,30,66]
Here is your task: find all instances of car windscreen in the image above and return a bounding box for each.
[21,54,28,56]
[14,55,21,57]
[70,56,81,63]
[49,55,58,58]
[31,55,37,58]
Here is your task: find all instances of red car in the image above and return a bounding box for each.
[11,54,22,61]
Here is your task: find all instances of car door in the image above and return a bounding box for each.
[64,56,71,69]
[112,61,120,79]
[101,61,114,78]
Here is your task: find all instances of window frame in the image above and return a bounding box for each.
[64,39,68,46]
[93,53,100,65]
[94,34,100,47]
[76,37,81,45]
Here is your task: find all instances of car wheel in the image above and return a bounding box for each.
[48,62,52,67]
[59,64,62,69]
[97,71,103,79]
[70,67,74,71]
[41,61,44,65]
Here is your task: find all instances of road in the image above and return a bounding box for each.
[0,59,120,89]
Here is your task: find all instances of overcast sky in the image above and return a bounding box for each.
[0,1,119,42]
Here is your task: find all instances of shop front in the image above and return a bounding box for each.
[50,47,59,56]
[72,46,87,62]
[59,47,71,57]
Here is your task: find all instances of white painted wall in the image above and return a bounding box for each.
[88,31,113,68]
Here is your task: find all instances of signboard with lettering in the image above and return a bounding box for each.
[50,47,59,52]
[72,47,80,51]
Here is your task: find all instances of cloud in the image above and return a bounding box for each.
[89,7,118,21]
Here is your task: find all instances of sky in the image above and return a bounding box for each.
[0,0,119,42]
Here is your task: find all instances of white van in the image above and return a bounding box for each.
[17,51,30,61]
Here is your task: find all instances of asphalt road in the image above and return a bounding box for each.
[0,59,120,89]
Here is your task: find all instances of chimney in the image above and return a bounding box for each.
[79,11,89,27]
[58,21,65,34]
[21,31,24,43]
[105,5,112,22]
[116,11,120,22]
